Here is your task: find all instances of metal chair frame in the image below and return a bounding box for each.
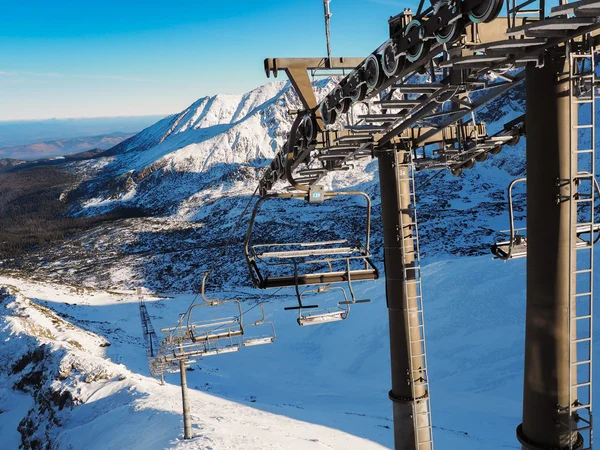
[241,303,277,346]
[492,177,527,260]
[492,175,600,260]
[244,190,379,289]
[295,285,351,326]
[153,273,276,369]
[245,189,377,324]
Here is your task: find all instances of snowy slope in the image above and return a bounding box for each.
[0,282,385,450]
[65,76,524,225]
[4,249,598,449]
[68,79,339,214]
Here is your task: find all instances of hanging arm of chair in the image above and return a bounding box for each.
[508,177,527,252]
[493,177,527,261]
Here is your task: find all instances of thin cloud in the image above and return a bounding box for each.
[22,71,61,77]
[72,74,151,82]
[0,71,150,82]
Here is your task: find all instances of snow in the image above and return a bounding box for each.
[2,249,590,449]
[1,65,597,449]
[0,388,34,449]
[0,279,387,449]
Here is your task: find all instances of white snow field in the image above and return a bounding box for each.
[3,251,595,450]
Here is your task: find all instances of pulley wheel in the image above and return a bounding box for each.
[295,121,308,151]
[333,86,350,114]
[349,83,368,103]
[468,0,503,23]
[474,151,488,162]
[450,166,463,177]
[434,2,464,44]
[301,113,317,144]
[382,40,405,78]
[320,97,338,126]
[507,134,520,146]
[365,54,385,90]
[288,114,304,156]
[489,145,502,155]
[463,158,476,170]
[405,20,430,63]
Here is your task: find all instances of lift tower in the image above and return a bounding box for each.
[257,0,599,447]
[379,148,433,449]
[518,40,596,450]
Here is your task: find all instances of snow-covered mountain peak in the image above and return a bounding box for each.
[167,81,291,135]
[109,80,292,157]
[69,77,349,216]
[47,74,524,289]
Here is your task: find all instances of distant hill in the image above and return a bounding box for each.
[0,147,113,174]
[0,132,133,160]
[0,115,165,149]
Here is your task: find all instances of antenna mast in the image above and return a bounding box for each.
[323,0,332,65]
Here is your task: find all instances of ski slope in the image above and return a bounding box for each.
[2,251,587,449]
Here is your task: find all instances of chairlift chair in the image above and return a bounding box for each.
[159,307,243,360]
[245,188,378,324]
[149,353,177,377]
[158,276,245,359]
[177,272,275,353]
[241,303,276,346]
[492,176,600,260]
[186,300,244,347]
[490,177,528,260]
[290,258,372,325]
[293,285,350,326]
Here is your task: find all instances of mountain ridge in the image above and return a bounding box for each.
[1,77,529,291]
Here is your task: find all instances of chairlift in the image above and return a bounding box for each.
[194,273,275,348]
[245,188,378,324]
[293,285,350,326]
[491,177,527,260]
[149,353,177,376]
[492,175,600,260]
[241,303,276,346]
[159,306,243,360]
[158,274,243,360]
[289,258,372,325]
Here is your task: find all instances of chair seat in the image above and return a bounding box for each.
[259,246,357,259]
[260,268,378,289]
[298,310,348,326]
[491,239,528,259]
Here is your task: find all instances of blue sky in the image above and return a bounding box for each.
[0,0,416,121]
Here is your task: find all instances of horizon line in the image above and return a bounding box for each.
[0,113,174,124]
